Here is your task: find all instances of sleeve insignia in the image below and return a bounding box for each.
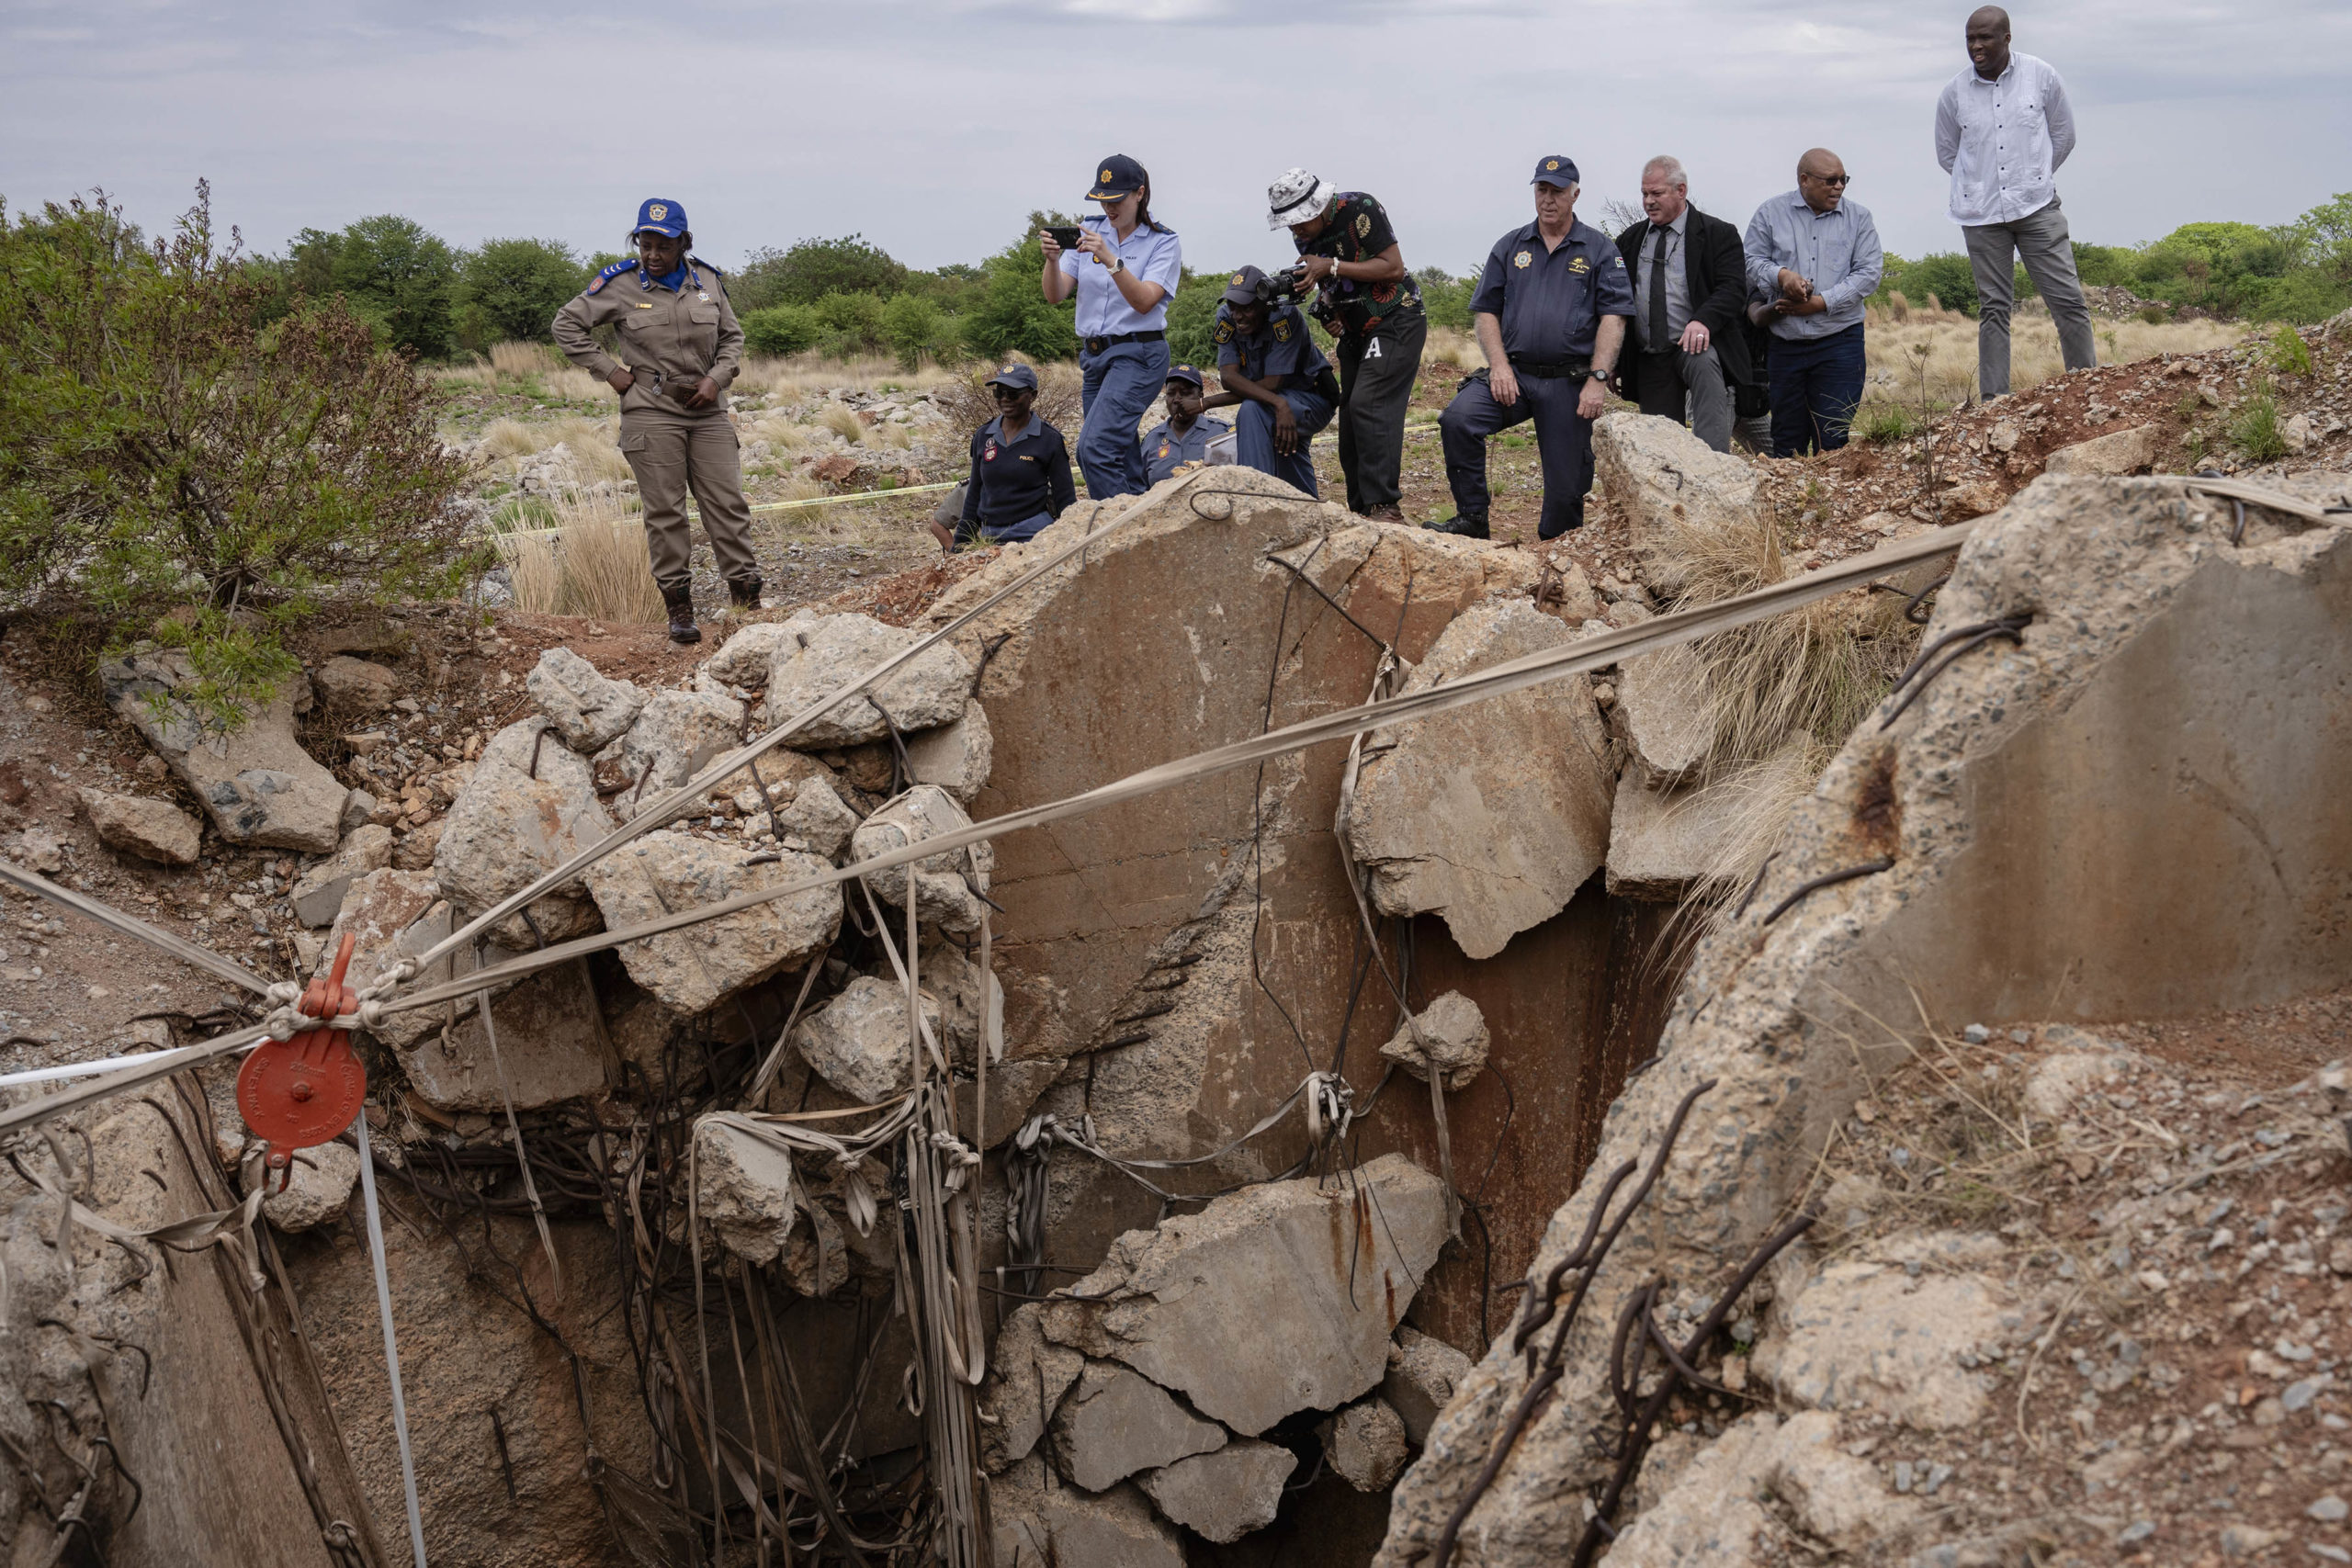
[1213,321,1234,344]
[1613,255,1627,267]
[1513,250,1532,269]
[1272,318,1295,342]
[1355,213,1372,239]
[587,275,605,295]
[588,259,639,297]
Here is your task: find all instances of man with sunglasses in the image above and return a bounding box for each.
[1742,151,1883,457]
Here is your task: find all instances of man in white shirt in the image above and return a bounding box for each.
[1935,6,2098,399]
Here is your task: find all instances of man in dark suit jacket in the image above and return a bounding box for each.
[1612,156,1753,452]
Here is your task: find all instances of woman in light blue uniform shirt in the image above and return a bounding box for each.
[1040,154,1182,499]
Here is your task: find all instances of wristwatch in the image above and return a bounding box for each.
[1108,255,1126,276]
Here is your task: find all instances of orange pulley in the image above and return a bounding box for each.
[236,932,368,1190]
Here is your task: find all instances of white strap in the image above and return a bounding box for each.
[355,1115,429,1568]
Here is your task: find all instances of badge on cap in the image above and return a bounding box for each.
[1002,366,1018,378]
[1544,159,1559,172]
[1231,272,1246,286]
[1102,169,1114,184]
[1513,251,1532,269]
[649,203,669,221]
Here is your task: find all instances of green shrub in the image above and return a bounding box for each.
[2267,323,2315,376]
[1897,253,1978,316]
[2230,378,2288,462]
[2072,243,2139,288]
[815,291,887,356]
[960,226,1076,363]
[735,234,908,310]
[1164,268,1223,370]
[453,236,582,350]
[1858,402,1918,444]
[0,186,480,728]
[741,303,823,357]
[1417,265,1478,332]
[288,212,458,358]
[880,292,945,369]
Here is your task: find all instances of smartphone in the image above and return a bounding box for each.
[1046,226,1084,251]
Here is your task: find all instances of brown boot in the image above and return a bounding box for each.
[1364,504,1407,524]
[662,582,702,645]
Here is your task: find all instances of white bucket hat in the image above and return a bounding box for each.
[1266,168,1337,231]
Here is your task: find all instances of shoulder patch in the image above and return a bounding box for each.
[1272,317,1295,342]
[1213,321,1235,344]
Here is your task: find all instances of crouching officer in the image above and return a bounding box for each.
[1435,157,1633,541]
[1141,365,1231,485]
[1203,267,1338,498]
[552,197,762,645]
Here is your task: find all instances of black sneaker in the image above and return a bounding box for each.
[727,576,763,612]
[1424,515,1490,540]
[662,584,702,645]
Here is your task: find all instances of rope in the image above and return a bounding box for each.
[354,1113,430,1568]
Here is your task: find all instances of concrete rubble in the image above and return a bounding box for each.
[692,1117,797,1265]
[1321,1396,1409,1492]
[851,784,993,933]
[1591,411,1762,592]
[1378,990,1488,1090]
[792,974,937,1102]
[1612,638,1714,784]
[77,787,201,866]
[289,821,393,925]
[1050,1360,1228,1490]
[764,610,974,744]
[583,833,839,1013]
[527,645,647,750]
[1381,1325,1473,1447]
[434,716,611,945]
[1136,1438,1296,1542]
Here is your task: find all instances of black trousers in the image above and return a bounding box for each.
[1332,310,1426,513]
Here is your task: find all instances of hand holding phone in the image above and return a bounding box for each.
[1046,226,1084,252]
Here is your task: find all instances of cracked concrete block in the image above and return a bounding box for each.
[1600,1411,1914,1566]
[792,975,939,1103]
[705,614,816,690]
[1043,1154,1449,1436]
[435,717,612,947]
[1319,1397,1408,1492]
[692,1116,797,1267]
[850,785,994,934]
[290,824,395,927]
[396,962,610,1112]
[1614,639,1714,784]
[1383,1325,1474,1448]
[989,1454,1184,1568]
[1343,600,1614,960]
[763,613,974,748]
[583,834,839,1014]
[78,788,201,867]
[526,647,647,751]
[1138,1438,1296,1543]
[1591,412,1763,594]
[1748,1247,2013,1432]
[102,649,350,852]
[902,699,993,804]
[919,943,1002,1066]
[1378,990,1488,1091]
[265,1138,358,1232]
[980,1303,1085,1472]
[326,871,476,1055]
[605,689,747,813]
[1050,1360,1227,1492]
[1604,742,1813,902]
[2043,423,2155,477]
[779,775,860,860]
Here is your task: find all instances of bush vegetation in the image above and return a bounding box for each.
[0,186,480,727]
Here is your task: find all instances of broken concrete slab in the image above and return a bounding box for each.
[1599,1411,1916,1566]
[989,1454,1184,1568]
[980,1303,1086,1472]
[902,698,993,804]
[435,716,613,946]
[1614,638,1714,784]
[583,835,840,1014]
[952,1058,1063,1154]
[326,870,477,1055]
[312,655,401,713]
[779,775,860,860]
[1138,1438,1296,1543]
[1320,1396,1408,1492]
[395,962,610,1112]
[264,1137,358,1232]
[1751,1245,2013,1430]
[704,615,813,690]
[2042,423,2156,477]
[101,649,352,852]
[763,612,974,748]
[290,824,394,927]
[1379,990,1488,1091]
[78,788,201,866]
[1591,412,1763,594]
[1382,1325,1473,1448]
[1343,600,1614,960]
[850,784,995,934]
[605,689,747,811]
[1043,1153,1449,1436]
[1050,1359,1227,1492]
[919,944,1002,1066]
[790,975,937,1103]
[692,1117,797,1267]
[526,647,647,751]
[1604,742,1812,902]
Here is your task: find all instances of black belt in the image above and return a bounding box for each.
[1082,331,1165,355]
[1507,355,1593,379]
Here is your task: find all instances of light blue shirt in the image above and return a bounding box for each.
[1059,216,1182,338]
[1743,191,1883,341]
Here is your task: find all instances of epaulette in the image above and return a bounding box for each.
[585,258,639,296]
[690,257,729,297]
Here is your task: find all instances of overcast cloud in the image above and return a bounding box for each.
[3,0,2346,278]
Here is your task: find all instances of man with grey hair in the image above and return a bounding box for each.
[1611,155,1753,453]
[1936,6,2097,398]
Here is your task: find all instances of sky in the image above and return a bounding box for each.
[3,0,2347,280]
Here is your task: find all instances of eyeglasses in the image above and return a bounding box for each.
[1806,174,1852,186]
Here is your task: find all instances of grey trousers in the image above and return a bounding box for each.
[1627,345,1734,453]
[1962,194,2098,399]
[1334,310,1426,513]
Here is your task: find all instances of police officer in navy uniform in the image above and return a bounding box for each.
[1435,157,1634,541]
[1139,366,1230,485]
[1204,266,1339,499]
[930,365,1077,551]
[552,198,760,644]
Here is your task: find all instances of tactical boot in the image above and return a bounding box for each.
[1425,514,1490,541]
[727,575,764,613]
[1363,504,1407,524]
[662,582,702,646]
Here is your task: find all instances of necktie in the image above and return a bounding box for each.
[1648,227,1670,353]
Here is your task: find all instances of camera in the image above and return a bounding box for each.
[1251,265,1311,307]
[1046,226,1085,251]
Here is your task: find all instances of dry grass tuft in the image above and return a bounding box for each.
[1425,327,1487,371]
[818,405,866,445]
[491,341,564,378]
[927,362,1084,443]
[733,355,957,401]
[494,491,665,626]
[477,415,633,483]
[1861,307,2247,410]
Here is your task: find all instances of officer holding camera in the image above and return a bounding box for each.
[1039,155,1182,500]
[1203,266,1338,498]
[1434,156,1633,541]
[1267,170,1425,522]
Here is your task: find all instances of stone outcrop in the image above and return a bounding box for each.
[1043,1154,1449,1436]
[1343,600,1614,959]
[1591,412,1762,593]
[312,655,401,713]
[850,785,994,934]
[1051,1360,1227,1491]
[763,612,974,747]
[1137,1439,1295,1543]
[584,834,839,1014]
[705,617,808,689]
[526,646,646,750]
[1378,990,1488,1090]
[290,823,394,926]
[102,649,352,852]
[2042,423,2156,477]
[78,787,201,866]
[434,716,612,946]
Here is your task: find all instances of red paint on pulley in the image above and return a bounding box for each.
[237,932,368,1184]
